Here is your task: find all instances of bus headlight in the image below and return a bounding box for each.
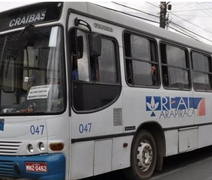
[38,142,45,151]
[27,144,34,153]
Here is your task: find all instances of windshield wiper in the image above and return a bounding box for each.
[16,24,34,40]
[5,24,34,77]
[6,24,34,60]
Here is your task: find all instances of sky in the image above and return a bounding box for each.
[1,1,212,45]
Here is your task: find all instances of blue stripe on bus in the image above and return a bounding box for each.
[0,153,65,180]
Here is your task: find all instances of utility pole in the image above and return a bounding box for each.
[160,2,167,29]
[160,2,172,29]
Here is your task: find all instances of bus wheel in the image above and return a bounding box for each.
[130,130,157,180]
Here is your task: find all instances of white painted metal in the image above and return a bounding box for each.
[112,136,133,170]
[198,125,212,148]
[70,141,94,180]
[165,130,178,156]
[94,139,112,175]
[179,127,198,153]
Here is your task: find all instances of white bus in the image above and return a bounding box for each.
[0,2,211,180]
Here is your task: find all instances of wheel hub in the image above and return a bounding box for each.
[137,141,153,171]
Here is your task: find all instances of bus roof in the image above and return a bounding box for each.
[1,2,212,53]
[64,2,212,53]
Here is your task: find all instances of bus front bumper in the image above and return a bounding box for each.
[0,153,65,180]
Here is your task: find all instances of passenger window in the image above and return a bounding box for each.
[160,43,190,89]
[70,29,120,112]
[97,39,117,83]
[72,30,90,82]
[192,51,212,91]
[72,30,118,84]
[124,33,159,86]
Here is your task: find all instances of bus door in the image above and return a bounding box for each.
[67,13,128,180]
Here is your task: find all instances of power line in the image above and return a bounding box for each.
[112,2,159,18]
[205,2,212,8]
[111,1,212,37]
[170,12,212,36]
[96,2,212,44]
[172,15,212,17]
[170,22,212,43]
[170,25,202,42]
[169,26,201,42]
[194,2,212,17]
[145,2,159,9]
[170,23,199,40]
[95,3,159,24]
[170,25,201,42]
[204,2,212,15]
[173,2,195,10]
[172,7,212,12]
[170,2,192,5]
[201,2,212,5]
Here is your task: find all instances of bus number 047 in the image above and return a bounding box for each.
[30,125,44,135]
[79,123,92,133]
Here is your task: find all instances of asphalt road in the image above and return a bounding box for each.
[83,146,212,180]
[151,146,212,180]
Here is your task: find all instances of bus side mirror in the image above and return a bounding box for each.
[91,33,102,57]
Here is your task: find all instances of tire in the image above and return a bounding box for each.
[127,130,157,180]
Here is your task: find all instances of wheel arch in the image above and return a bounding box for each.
[132,121,166,171]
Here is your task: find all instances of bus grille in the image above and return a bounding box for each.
[0,141,21,155]
[0,160,15,177]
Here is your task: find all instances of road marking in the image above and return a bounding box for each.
[150,156,212,180]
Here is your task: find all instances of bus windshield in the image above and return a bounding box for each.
[0,26,65,114]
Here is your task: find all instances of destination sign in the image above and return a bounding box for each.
[9,10,46,28]
[0,2,63,32]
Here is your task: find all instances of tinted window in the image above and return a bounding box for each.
[124,33,159,86]
[192,51,212,91]
[71,29,120,112]
[97,39,117,83]
[72,30,118,84]
[192,52,210,72]
[161,43,190,89]
[166,45,187,68]
[131,35,151,61]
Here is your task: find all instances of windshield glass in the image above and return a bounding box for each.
[0,26,65,115]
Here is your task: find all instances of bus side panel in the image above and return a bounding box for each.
[165,125,212,157]
[112,136,133,170]
[70,141,94,180]
[198,125,212,148]
[70,136,133,180]
[164,130,178,156]
[179,127,198,153]
[194,91,212,149]
[94,139,112,175]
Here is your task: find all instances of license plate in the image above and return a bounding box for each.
[25,162,48,172]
